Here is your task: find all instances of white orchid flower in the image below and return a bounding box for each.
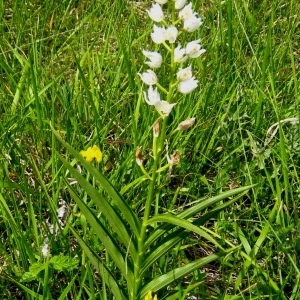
[147,3,164,22]
[165,26,178,43]
[184,14,203,32]
[178,77,198,94]
[143,86,161,105]
[179,3,194,21]
[174,44,187,63]
[142,50,162,68]
[177,65,192,81]
[185,39,206,58]
[151,25,166,44]
[154,100,176,116]
[138,70,158,85]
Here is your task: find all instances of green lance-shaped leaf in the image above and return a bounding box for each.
[139,249,237,299]
[142,197,239,274]
[146,185,254,248]
[147,214,224,250]
[70,226,127,300]
[59,154,137,261]
[66,182,134,288]
[5,275,43,300]
[52,126,141,236]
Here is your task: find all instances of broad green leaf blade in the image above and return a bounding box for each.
[59,154,137,259]
[49,256,78,271]
[66,181,134,286]
[146,187,253,248]
[52,126,141,236]
[70,226,127,300]
[142,197,241,273]
[139,250,236,299]
[147,214,224,250]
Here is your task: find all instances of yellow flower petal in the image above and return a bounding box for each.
[92,145,103,162]
[80,146,102,163]
[145,291,157,300]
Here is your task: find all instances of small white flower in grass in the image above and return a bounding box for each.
[177,65,192,81]
[151,25,166,44]
[42,240,49,258]
[177,117,196,131]
[142,50,162,68]
[184,15,203,32]
[185,39,206,58]
[165,26,178,43]
[155,0,168,4]
[155,101,176,116]
[179,3,194,21]
[174,44,187,63]
[143,86,161,105]
[147,3,164,23]
[138,70,158,85]
[178,77,198,94]
[175,0,187,10]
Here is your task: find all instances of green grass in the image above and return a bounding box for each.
[0,0,300,299]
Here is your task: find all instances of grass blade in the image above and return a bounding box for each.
[70,227,127,300]
[66,181,134,287]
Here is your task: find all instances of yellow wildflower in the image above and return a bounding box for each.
[80,145,102,163]
[145,291,157,300]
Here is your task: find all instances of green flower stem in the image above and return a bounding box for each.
[156,82,169,95]
[133,49,177,299]
[132,7,178,296]
[153,135,158,160]
[139,164,152,180]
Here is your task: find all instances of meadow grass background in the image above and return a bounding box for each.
[0,0,300,299]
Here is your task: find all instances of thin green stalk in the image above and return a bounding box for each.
[133,38,176,297]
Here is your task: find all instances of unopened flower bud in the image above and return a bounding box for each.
[136,146,144,166]
[167,150,180,166]
[153,119,160,137]
[177,117,196,131]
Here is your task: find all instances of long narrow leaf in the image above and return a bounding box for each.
[145,186,254,248]
[52,126,141,236]
[70,226,127,300]
[4,275,43,300]
[147,214,224,250]
[66,182,134,287]
[142,197,242,273]
[139,249,236,299]
[59,154,137,259]
[58,274,78,300]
